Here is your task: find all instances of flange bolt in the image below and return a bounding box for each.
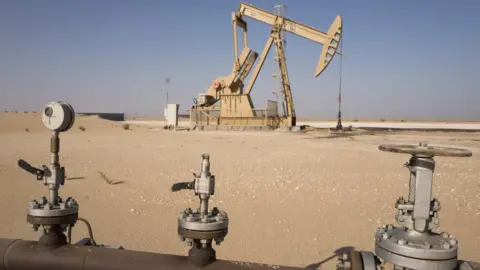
[29,200,39,209]
[449,238,458,246]
[39,196,47,205]
[44,203,52,210]
[67,199,78,208]
[30,224,40,232]
[397,239,407,245]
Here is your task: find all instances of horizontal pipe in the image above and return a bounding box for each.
[3,238,479,270]
[0,238,16,270]
[0,238,300,270]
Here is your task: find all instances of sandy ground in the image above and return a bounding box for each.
[1,112,479,269]
[298,121,480,130]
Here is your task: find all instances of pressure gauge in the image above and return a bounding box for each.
[41,101,75,132]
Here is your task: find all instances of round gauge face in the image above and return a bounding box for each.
[41,101,74,131]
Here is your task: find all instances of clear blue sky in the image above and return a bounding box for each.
[1,0,479,120]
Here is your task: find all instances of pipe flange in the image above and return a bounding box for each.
[178,227,228,243]
[336,251,363,270]
[375,245,457,270]
[378,143,472,157]
[336,252,355,270]
[27,213,78,226]
[375,225,458,260]
[27,196,79,218]
[178,207,228,232]
[375,225,458,269]
[178,207,228,244]
[336,251,380,270]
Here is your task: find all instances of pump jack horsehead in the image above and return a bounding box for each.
[191,2,343,128]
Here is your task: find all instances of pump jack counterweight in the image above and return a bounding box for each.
[190,2,343,129]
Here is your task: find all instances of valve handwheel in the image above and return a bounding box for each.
[378,142,472,157]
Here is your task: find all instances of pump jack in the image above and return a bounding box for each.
[190,2,343,129]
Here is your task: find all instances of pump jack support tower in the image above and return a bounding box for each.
[190,2,343,129]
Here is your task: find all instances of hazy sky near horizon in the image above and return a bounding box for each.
[1,0,479,120]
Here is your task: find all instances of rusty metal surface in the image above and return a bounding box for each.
[0,238,300,270]
[4,239,86,270]
[0,238,19,270]
[2,237,480,269]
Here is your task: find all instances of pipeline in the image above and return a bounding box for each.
[0,238,299,270]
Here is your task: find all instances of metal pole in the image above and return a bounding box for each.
[49,131,60,205]
[336,40,343,131]
[165,78,170,125]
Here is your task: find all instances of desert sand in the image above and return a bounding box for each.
[0,112,479,269]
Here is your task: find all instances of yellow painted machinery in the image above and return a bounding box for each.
[190,2,343,128]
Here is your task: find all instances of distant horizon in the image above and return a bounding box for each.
[2,109,479,122]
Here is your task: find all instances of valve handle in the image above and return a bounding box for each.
[18,159,49,180]
[378,143,472,157]
[171,181,195,192]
